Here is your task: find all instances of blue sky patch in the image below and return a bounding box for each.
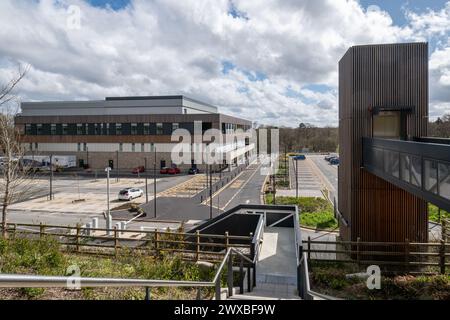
[86,0,130,11]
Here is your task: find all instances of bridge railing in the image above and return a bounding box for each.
[362,137,450,212]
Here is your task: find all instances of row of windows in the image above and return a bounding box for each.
[25,122,250,136]
[25,123,186,136]
[29,143,156,153]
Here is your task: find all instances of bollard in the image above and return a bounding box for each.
[92,217,99,229]
[85,222,92,236]
[120,221,126,236]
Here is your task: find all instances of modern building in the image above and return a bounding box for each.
[338,42,450,244]
[15,95,255,171]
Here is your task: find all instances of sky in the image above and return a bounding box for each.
[0,0,449,127]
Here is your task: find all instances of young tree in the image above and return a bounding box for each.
[0,66,30,237]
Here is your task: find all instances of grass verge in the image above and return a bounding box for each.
[264,195,338,230]
[309,261,450,300]
[0,237,216,300]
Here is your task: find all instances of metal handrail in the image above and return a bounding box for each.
[0,247,255,300]
[299,253,340,300]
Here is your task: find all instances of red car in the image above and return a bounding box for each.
[160,167,170,174]
[132,166,145,174]
[167,167,181,175]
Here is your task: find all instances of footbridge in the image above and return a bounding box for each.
[363,137,450,212]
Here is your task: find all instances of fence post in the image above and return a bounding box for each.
[76,224,80,253]
[239,256,244,294]
[247,265,251,292]
[215,277,221,300]
[440,239,446,275]
[307,236,311,262]
[225,231,229,250]
[144,287,151,301]
[12,224,17,240]
[155,229,159,256]
[196,230,200,261]
[404,238,409,273]
[227,252,233,297]
[356,237,361,268]
[442,220,447,242]
[39,222,45,239]
[114,226,119,257]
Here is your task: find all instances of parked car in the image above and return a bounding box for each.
[118,188,144,201]
[168,167,181,175]
[160,167,170,174]
[329,157,340,165]
[132,166,145,174]
[293,155,306,161]
[188,167,200,174]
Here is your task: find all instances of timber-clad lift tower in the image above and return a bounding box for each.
[338,43,431,243]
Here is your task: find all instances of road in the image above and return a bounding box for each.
[308,154,338,201]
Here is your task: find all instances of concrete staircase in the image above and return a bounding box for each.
[225,227,301,300]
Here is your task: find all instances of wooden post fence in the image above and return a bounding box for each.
[440,239,446,275]
[75,224,80,253]
[196,230,200,261]
[114,226,119,257]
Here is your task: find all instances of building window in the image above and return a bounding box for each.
[172,123,179,131]
[156,123,163,135]
[77,143,81,152]
[141,143,145,152]
[37,124,43,135]
[119,143,123,152]
[116,123,122,135]
[77,124,84,135]
[131,143,135,152]
[62,124,68,135]
[25,124,32,135]
[184,109,187,114]
[144,123,150,135]
[51,124,57,135]
[95,124,101,135]
[83,143,87,152]
[150,143,155,152]
[34,143,38,150]
[131,123,137,135]
[29,143,33,151]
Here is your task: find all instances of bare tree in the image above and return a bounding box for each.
[0,65,31,237]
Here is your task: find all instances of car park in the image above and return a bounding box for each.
[118,188,144,201]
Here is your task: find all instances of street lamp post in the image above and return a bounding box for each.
[116,150,119,182]
[144,157,148,203]
[209,164,213,219]
[49,154,53,200]
[153,147,157,218]
[105,167,112,236]
[295,158,299,198]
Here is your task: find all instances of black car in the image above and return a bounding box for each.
[188,167,200,174]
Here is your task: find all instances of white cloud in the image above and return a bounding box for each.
[0,0,449,126]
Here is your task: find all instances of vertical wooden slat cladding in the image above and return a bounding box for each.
[339,43,428,243]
